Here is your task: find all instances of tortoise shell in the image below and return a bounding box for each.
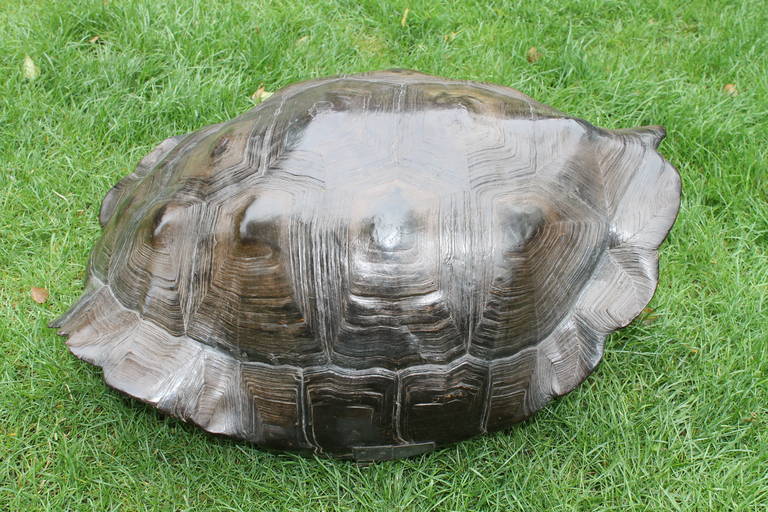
[51,69,680,460]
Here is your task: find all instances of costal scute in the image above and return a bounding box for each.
[51,69,681,460]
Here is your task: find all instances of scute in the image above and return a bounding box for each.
[188,189,322,365]
[400,359,488,444]
[51,69,681,460]
[305,368,398,455]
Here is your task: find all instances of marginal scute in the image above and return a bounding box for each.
[239,362,310,450]
[59,286,138,364]
[400,359,488,444]
[537,317,593,397]
[610,151,680,249]
[104,319,201,405]
[577,246,659,331]
[305,368,398,455]
[52,69,680,460]
[486,348,537,431]
[613,125,666,149]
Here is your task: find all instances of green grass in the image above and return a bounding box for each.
[1,0,767,510]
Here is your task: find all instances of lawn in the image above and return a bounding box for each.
[1,0,767,510]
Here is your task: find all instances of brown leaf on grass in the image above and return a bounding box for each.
[296,35,309,45]
[401,8,410,27]
[23,55,40,80]
[30,287,49,304]
[742,412,758,423]
[250,85,274,104]
[526,47,542,63]
[723,83,738,96]
[640,306,658,324]
[642,315,659,325]
[88,35,102,44]
[444,31,458,42]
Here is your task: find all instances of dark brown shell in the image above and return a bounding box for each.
[51,69,681,460]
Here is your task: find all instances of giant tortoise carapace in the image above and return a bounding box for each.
[51,69,681,461]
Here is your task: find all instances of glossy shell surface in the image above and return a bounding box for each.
[52,69,681,460]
